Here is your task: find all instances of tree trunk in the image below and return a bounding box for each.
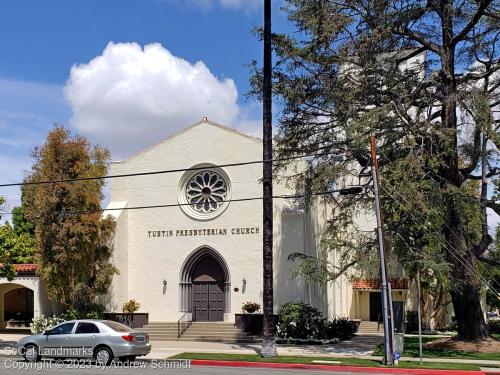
[450,283,489,340]
[438,0,488,340]
[445,198,489,340]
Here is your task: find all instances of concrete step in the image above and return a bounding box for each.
[143,321,259,343]
[143,327,238,331]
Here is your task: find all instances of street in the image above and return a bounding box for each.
[0,358,373,375]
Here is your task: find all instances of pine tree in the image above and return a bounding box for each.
[251,0,499,340]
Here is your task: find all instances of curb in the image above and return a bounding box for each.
[191,359,487,374]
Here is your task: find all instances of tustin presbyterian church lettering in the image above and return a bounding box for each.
[147,227,260,238]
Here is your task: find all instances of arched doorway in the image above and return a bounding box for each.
[3,286,34,326]
[179,247,230,322]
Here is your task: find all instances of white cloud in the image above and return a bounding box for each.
[157,0,261,11]
[64,42,252,158]
[219,0,261,9]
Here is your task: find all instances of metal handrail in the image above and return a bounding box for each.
[177,312,192,339]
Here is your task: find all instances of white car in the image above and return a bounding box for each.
[16,319,151,365]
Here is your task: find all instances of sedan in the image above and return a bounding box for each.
[16,319,151,365]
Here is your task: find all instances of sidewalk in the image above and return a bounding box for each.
[2,331,499,369]
[146,339,500,367]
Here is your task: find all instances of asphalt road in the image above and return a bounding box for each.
[0,358,374,375]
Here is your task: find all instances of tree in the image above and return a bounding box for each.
[23,126,117,308]
[251,0,499,340]
[0,198,37,279]
[0,222,36,264]
[12,203,35,236]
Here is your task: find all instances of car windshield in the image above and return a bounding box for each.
[102,321,133,332]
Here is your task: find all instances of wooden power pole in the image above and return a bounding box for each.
[370,135,394,365]
[261,0,276,358]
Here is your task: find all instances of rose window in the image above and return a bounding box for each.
[186,171,228,213]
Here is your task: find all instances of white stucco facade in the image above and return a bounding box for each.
[103,119,410,323]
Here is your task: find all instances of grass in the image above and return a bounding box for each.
[373,336,500,361]
[493,333,500,340]
[168,352,486,371]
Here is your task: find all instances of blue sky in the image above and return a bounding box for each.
[0,0,289,212]
[0,0,497,232]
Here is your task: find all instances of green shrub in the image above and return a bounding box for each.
[489,320,500,334]
[30,315,66,334]
[65,303,105,320]
[241,301,261,313]
[326,317,358,340]
[122,299,141,313]
[276,302,327,339]
[29,304,105,334]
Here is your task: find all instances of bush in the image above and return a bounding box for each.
[29,304,106,334]
[66,303,105,320]
[241,301,261,313]
[122,299,141,313]
[276,302,327,339]
[30,315,66,334]
[326,317,358,340]
[489,320,500,334]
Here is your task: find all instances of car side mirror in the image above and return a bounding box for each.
[43,330,52,335]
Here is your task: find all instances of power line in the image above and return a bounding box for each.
[380,182,500,299]
[381,180,500,296]
[377,150,500,292]
[0,151,345,188]
[0,189,341,217]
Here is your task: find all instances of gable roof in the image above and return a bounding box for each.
[114,118,262,164]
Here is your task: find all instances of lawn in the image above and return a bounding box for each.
[373,336,500,361]
[168,352,485,371]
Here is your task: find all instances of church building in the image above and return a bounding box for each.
[102,118,413,324]
[0,118,420,330]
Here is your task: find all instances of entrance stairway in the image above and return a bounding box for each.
[141,322,260,343]
[357,320,383,335]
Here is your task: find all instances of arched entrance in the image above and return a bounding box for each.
[179,247,230,322]
[3,285,34,326]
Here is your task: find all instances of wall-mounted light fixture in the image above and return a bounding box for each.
[162,279,167,295]
[242,278,247,294]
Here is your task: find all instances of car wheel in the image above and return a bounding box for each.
[23,344,41,362]
[94,347,113,366]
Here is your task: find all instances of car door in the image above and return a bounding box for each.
[41,322,75,357]
[70,322,100,358]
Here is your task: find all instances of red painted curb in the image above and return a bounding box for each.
[191,359,486,375]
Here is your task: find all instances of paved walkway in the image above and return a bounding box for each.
[143,335,384,359]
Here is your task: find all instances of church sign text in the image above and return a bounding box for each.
[147,227,260,238]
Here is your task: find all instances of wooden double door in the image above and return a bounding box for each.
[193,282,224,321]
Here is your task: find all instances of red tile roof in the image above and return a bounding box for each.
[352,278,409,290]
[0,263,37,274]
[14,264,37,273]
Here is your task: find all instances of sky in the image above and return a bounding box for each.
[0,0,290,212]
[0,0,497,231]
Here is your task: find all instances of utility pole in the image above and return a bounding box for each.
[416,270,423,365]
[261,0,276,358]
[370,135,394,365]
